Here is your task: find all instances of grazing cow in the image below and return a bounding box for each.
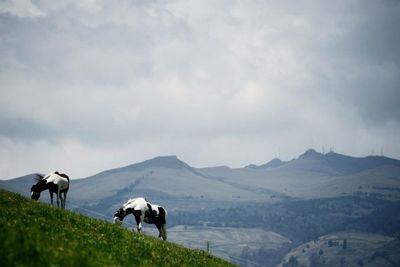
[31,171,70,209]
[113,197,167,240]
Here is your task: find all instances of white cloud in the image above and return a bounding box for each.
[0,0,46,18]
[0,0,399,178]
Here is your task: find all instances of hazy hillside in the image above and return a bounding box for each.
[196,150,400,200]
[0,173,37,196]
[70,155,270,203]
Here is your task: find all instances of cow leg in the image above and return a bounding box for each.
[156,223,167,241]
[56,189,60,208]
[133,210,143,233]
[62,191,67,209]
[161,224,167,241]
[156,223,162,238]
[49,191,54,206]
[60,192,65,209]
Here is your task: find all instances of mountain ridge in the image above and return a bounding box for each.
[299,149,400,175]
[1,149,400,207]
[2,149,400,181]
[245,158,287,170]
[86,155,191,179]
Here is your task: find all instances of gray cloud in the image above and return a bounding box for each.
[0,0,399,178]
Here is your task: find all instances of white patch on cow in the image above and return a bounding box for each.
[45,172,69,190]
[123,198,148,211]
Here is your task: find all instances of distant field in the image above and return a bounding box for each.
[277,232,400,267]
[0,189,236,267]
[168,225,290,255]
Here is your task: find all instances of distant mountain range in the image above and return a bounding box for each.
[247,149,400,174]
[1,149,399,213]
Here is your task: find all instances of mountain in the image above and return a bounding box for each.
[298,149,400,175]
[93,155,192,176]
[197,149,400,200]
[0,173,37,197]
[68,155,268,216]
[245,158,287,169]
[298,148,324,159]
[2,149,399,218]
[2,150,400,207]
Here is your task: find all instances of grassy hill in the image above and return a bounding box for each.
[0,189,236,267]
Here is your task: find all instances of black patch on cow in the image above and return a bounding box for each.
[132,209,142,225]
[114,208,126,221]
[125,208,135,216]
[31,191,40,200]
[55,171,70,181]
[155,222,163,232]
[48,183,57,194]
[157,207,166,225]
[145,204,159,224]
[31,179,50,199]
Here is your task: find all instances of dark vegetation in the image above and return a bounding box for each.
[171,195,400,244]
[168,195,400,266]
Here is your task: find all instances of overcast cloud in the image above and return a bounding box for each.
[1,0,399,179]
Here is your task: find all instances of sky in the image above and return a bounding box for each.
[1,0,399,179]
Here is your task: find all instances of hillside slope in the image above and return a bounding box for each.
[0,189,236,267]
[68,155,267,206]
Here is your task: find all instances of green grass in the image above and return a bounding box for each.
[0,189,236,267]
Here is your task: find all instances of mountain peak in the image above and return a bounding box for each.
[127,155,191,170]
[245,158,286,169]
[299,149,323,160]
[260,158,286,168]
[151,155,179,161]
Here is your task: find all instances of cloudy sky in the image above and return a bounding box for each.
[1,0,399,179]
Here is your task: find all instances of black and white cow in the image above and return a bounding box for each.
[31,171,70,209]
[113,197,167,240]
